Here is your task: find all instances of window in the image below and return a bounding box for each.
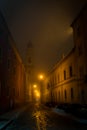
[64,70,66,80]
[71,88,74,99]
[64,90,67,99]
[69,66,73,77]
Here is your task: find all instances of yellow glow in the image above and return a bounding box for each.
[34,90,40,98]
[36,92,40,97]
[34,90,38,93]
[33,84,37,88]
[38,74,44,80]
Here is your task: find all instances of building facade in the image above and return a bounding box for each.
[44,4,87,105]
[0,11,26,112]
[25,42,34,102]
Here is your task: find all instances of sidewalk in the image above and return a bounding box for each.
[52,108,87,124]
[0,106,27,130]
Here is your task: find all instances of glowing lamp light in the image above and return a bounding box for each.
[34,90,40,98]
[34,90,38,93]
[36,92,40,97]
[33,84,37,88]
[39,74,44,80]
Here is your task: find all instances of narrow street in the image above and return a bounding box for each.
[0,1,87,130]
[5,103,87,130]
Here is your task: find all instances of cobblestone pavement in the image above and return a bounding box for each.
[3,103,87,130]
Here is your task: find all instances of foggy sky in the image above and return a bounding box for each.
[0,0,87,77]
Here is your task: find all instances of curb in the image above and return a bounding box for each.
[0,106,28,130]
[0,119,13,130]
[0,112,19,130]
[52,108,87,124]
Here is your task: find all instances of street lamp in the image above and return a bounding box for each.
[38,74,45,103]
[33,84,37,88]
[33,83,41,102]
[38,74,44,80]
[34,90,40,97]
[34,89,40,102]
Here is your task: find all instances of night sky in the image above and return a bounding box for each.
[0,0,87,77]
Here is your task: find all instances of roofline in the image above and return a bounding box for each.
[48,47,75,75]
[71,3,87,27]
[0,9,24,65]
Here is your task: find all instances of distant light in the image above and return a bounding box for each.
[36,92,40,97]
[34,90,40,98]
[39,75,43,79]
[38,74,44,80]
[33,84,37,88]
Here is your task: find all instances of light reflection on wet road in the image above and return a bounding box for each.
[33,110,47,130]
[6,102,87,130]
[33,103,48,130]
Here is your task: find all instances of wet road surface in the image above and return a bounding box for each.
[5,102,87,130]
